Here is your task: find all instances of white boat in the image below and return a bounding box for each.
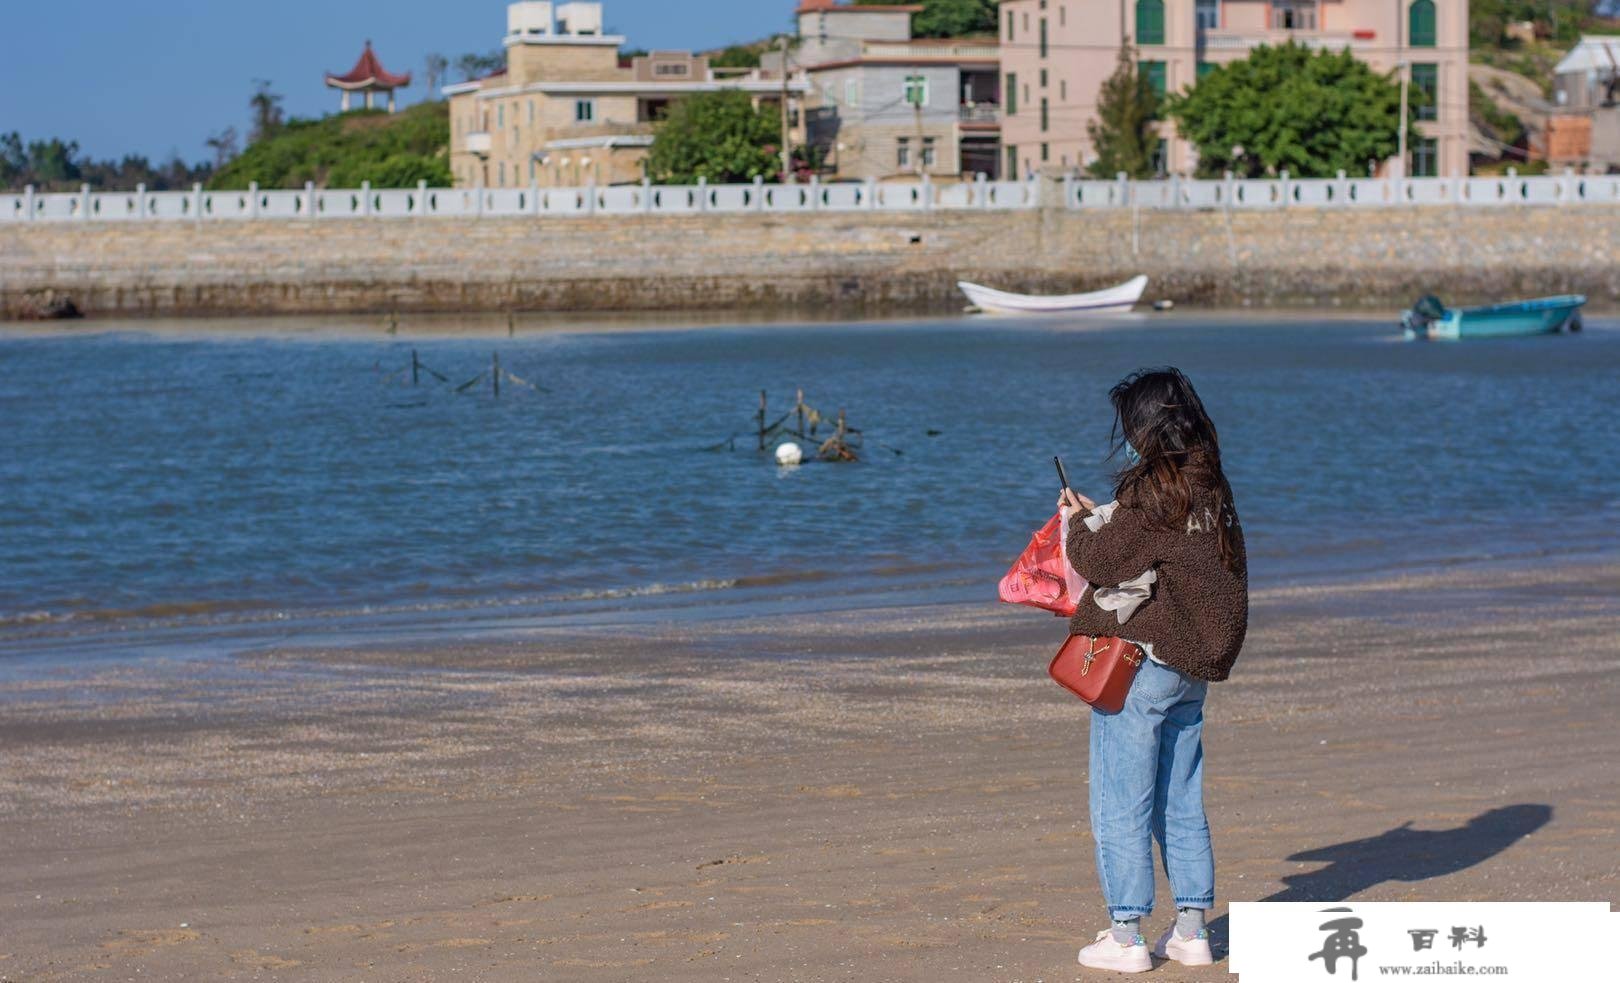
[958,275,1150,315]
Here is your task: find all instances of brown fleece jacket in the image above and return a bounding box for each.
[1063,490,1248,682]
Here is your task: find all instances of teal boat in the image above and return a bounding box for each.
[1402,294,1586,341]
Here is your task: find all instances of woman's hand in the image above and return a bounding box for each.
[1059,488,1096,513]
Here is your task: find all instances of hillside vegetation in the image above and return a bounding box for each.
[209,101,449,191]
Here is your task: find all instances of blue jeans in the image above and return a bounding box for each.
[1088,658,1215,920]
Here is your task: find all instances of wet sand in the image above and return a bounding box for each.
[2,560,1617,981]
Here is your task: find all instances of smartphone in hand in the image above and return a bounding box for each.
[1053,456,1072,493]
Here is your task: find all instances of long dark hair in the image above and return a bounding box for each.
[1108,368,1241,573]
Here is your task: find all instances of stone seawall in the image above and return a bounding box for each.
[4,206,1619,319]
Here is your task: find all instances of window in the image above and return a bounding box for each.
[1060,78,1067,99]
[1271,0,1317,30]
[897,136,911,169]
[1136,0,1165,45]
[846,79,860,107]
[1411,62,1438,120]
[1197,61,1216,81]
[904,74,929,107]
[498,161,506,186]
[1409,0,1436,47]
[1196,0,1219,30]
[1060,4,1066,26]
[575,99,595,122]
[1006,145,1018,179]
[498,104,505,127]
[922,137,936,166]
[528,100,535,124]
[1411,136,1438,177]
[654,62,689,76]
[1040,18,1048,58]
[1040,69,1048,88]
[1041,97,1049,132]
[1006,9,1015,41]
[528,158,536,182]
[1006,73,1018,114]
[1041,142,1050,162]
[1140,60,1167,97]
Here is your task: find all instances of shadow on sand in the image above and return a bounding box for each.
[1203,804,1552,958]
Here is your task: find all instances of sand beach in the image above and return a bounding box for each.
[2,557,1616,981]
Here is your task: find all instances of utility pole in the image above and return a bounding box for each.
[779,34,792,184]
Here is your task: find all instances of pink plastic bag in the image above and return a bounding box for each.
[998,511,1088,617]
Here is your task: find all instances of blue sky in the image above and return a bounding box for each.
[1,1,792,164]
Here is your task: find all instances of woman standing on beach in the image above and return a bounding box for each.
[1058,368,1248,973]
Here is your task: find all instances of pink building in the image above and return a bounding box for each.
[997,0,1468,178]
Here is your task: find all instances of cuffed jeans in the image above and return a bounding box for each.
[1088,658,1215,920]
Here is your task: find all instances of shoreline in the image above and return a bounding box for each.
[2,556,1617,979]
[8,206,1620,320]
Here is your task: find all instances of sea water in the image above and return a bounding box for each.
[2,314,1616,661]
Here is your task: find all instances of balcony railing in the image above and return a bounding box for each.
[465,132,492,155]
[1201,30,1374,51]
[862,41,1000,60]
[959,104,1001,124]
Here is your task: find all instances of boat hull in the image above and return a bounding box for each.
[1404,295,1586,341]
[959,275,1149,315]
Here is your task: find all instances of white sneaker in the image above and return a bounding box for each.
[1078,929,1153,973]
[1152,925,1215,966]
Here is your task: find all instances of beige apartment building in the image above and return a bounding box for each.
[778,1,1003,180]
[445,1,810,187]
[998,0,1468,178]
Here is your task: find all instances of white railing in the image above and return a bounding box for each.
[0,176,1042,222]
[2,170,1608,223]
[1062,170,1603,211]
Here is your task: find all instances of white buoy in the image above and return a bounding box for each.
[775,442,804,467]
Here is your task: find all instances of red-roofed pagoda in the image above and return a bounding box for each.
[325,41,412,113]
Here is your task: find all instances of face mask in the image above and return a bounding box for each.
[1124,441,1142,466]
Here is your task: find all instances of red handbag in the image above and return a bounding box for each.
[1049,634,1146,714]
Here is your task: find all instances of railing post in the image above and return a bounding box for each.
[921,171,933,211]
[306,180,317,220]
[248,181,259,218]
[24,184,35,222]
[1059,172,1072,210]
[1561,166,1577,205]
[419,179,430,217]
[643,177,654,214]
[1116,171,1129,208]
[1335,169,1348,208]
[809,174,820,211]
[1223,169,1235,209]
[1169,172,1183,210]
[1277,170,1291,209]
[474,181,484,217]
[192,182,203,224]
[585,177,597,215]
[80,183,92,221]
[136,182,147,219]
[697,175,708,213]
[753,174,765,212]
[865,176,877,210]
[359,180,371,217]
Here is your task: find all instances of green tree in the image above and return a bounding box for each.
[1086,47,1161,179]
[645,90,783,184]
[1165,43,1402,178]
[209,100,449,189]
[709,44,763,69]
[249,80,285,143]
[853,0,996,38]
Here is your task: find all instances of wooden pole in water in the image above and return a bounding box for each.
[796,388,805,436]
[411,349,420,386]
[758,389,767,451]
[493,353,501,398]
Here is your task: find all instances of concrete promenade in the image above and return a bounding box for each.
[4,206,1618,319]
